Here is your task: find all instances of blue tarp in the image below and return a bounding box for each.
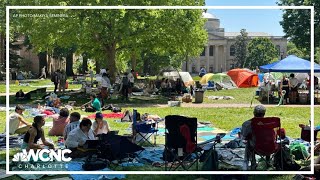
[260,55,320,72]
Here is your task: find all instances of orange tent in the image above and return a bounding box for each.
[227,69,258,88]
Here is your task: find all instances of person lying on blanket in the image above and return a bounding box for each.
[65,118,95,149]
[21,116,54,151]
[81,93,101,112]
[92,112,110,135]
[8,105,32,135]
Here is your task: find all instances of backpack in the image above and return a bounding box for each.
[122,76,129,86]
[51,72,58,82]
[273,145,301,170]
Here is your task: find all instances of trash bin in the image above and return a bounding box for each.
[195,89,204,103]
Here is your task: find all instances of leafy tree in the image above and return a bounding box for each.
[9,0,207,82]
[246,37,278,69]
[278,0,320,58]
[234,29,249,68]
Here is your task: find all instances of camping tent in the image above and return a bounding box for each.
[260,55,320,72]
[227,69,258,88]
[163,71,194,87]
[200,73,230,84]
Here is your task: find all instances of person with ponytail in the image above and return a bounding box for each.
[22,115,54,151]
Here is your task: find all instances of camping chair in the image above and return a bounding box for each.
[164,115,198,171]
[245,117,283,170]
[206,81,216,91]
[132,109,158,147]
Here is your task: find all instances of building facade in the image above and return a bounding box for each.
[182,12,287,73]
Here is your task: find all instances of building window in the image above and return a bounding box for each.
[200,47,205,56]
[209,46,214,56]
[209,66,214,73]
[230,45,235,56]
[192,66,196,73]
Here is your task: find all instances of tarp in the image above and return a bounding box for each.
[260,55,320,72]
[227,69,258,88]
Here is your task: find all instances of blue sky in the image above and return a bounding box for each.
[205,0,285,36]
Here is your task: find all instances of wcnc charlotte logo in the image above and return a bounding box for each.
[13,149,72,162]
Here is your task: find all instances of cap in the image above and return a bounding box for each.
[254,105,266,114]
[95,112,103,119]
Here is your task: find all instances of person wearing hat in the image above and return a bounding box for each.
[92,112,110,135]
[241,104,267,170]
[8,105,32,135]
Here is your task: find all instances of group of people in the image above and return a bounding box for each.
[51,69,68,94]
[8,104,111,152]
[280,73,318,104]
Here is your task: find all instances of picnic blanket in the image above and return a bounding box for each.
[87,112,124,119]
[0,133,23,150]
[66,161,125,180]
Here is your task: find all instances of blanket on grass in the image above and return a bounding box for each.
[87,112,124,119]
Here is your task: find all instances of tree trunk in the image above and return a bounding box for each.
[66,52,74,76]
[95,60,100,74]
[82,53,88,74]
[0,33,4,72]
[104,42,117,83]
[131,52,136,71]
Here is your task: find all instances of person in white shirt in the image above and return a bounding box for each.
[127,69,135,94]
[92,112,110,135]
[289,73,299,103]
[101,73,111,105]
[63,112,81,140]
[65,118,95,149]
[9,105,31,135]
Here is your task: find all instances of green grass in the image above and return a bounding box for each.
[0,78,81,94]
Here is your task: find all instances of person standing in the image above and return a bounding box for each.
[39,66,46,79]
[289,73,299,103]
[120,72,130,101]
[89,67,94,87]
[59,70,67,93]
[51,69,60,94]
[100,73,111,106]
[280,75,291,105]
[128,69,135,95]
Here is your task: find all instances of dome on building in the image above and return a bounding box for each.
[202,12,217,19]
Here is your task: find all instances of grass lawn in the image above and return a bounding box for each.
[0,80,317,179]
[0,78,82,94]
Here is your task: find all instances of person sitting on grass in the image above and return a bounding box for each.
[65,118,95,149]
[15,89,31,101]
[21,115,54,151]
[48,108,70,136]
[63,112,81,140]
[81,93,101,112]
[92,112,110,135]
[8,105,32,135]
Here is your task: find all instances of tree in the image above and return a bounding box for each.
[246,37,278,69]
[234,29,249,68]
[10,1,207,82]
[278,0,320,60]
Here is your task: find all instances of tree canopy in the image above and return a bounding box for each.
[246,37,278,69]
[9,0,208,81]
[278,0,320,54]
[234,29,248,68]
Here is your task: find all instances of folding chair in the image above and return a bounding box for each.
[132,109,158,146]
[245,117,283,170]
[164,115,198,171]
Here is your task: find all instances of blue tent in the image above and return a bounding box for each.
[260,55,320,72]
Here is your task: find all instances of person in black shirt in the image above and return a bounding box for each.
[22,116,54,151]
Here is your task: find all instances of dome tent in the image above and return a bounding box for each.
[227,69,258,88]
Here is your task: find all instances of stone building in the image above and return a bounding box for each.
[182,12,287,73]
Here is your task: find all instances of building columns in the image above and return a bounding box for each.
[206,46,210,72]
[215,45,219,72]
